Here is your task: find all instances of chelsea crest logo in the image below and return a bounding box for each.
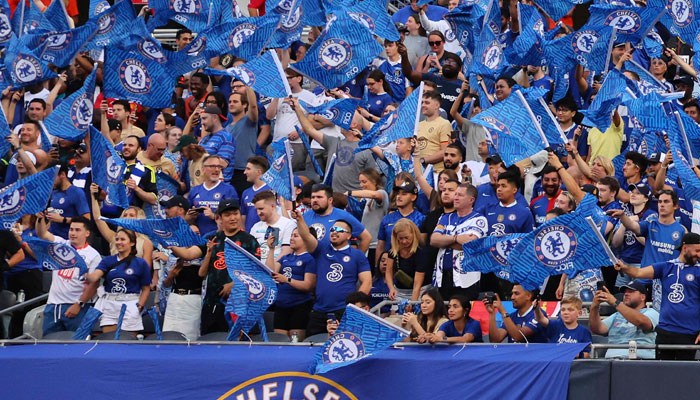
[138,39,166,63]
[97,10,116,36]
[70,93,93,130]
[186,35,207,56]
[229,24,257,49]
[572,30,600,54]
[44,32,71,51]
[153,229,173,239]
[271,155,286,172]
[490,237,523,265]
[233,270,267,301]
[48,243,78,269]
[534,225,577,267]
[348,13,375,33]
[480,116,510,135]
[605,10,641,33]
[0,13,11,42]
[481,40,503,70]
[280,7,303,33]
[0,186,26,216]
[105,152,123,184]
[667,0,694,27]
[233,66,256,87]
[323,333,366,364]
[321,108,340,121]
[170,0,201,13]
[12,55,42,84]
[318,38,352,71]
[119,59,151,95]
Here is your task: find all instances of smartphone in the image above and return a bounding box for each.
[327,313,337,322]
[193,207,206,213]
[265,226,281,242]
[596,281,605,291]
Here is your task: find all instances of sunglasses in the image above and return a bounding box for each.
[428,41,442,46]
[330,226,349,234]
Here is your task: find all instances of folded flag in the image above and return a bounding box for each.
[4,34,57,88]
[300,97,359,131]
[12,0,51,36]
[667,111,700,202]
[533,0,582,22]
[43,66,97,141]
[224,238,277,341]
[0,166,56,229]
[323,153,336,186]
[585,4,665,44]
[148,0,222,32]
[0,105,11,157]
[89,126,129,209]
[203,50,291,99]
[309,304,409,374]
[144,171,181,219]
[267,0,303,49]
[505,3,545,67]
[43,0,73,32]
[85,0,137,50]
[261,140,296,201]
[346,195,366,221]
[72,306,102,340]
[101,217,207,248]
[147,307,163,341]
[24,237,89,276]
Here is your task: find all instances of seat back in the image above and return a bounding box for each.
[23,304,46,339]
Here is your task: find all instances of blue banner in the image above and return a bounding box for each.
[4,35,57,88]
[505,3,545,67]
[656,0,700,44]
[533,0,581,21]
[586,4,665,44]
[89,0,111,19]
[443,10,479,55]
[310,304,409,374]
[0,106,11,157]
[296,126,324,177]
[624,59,667,95]
[581,69,633,131]
[24,237,89,275]
[542,33,576,103]
[203,50,291,98]
[148,0,222,32]
[204,15,281,62]
[291,12,383,89]
[345,195,365,221]
[85,0,137,50]
[43,0,72,32]
[0,166,56,229]
[0,0,10,48]
[12,0,51,36]
[71,306,102,340]
[323,153,336,185]
[299,97,359,130]
[267,0,303,49]
[337,0,400,41]
[144,171,180,219]
[261,140,295,201]
[102,217,207,248]
[34,21,99,68]
[462,233,527,283]
[43,67,97,141]
[357,83,423,151]
[89,126,129,209]
[667,112,700,202]
[302,0,326,26]
[469,25,506,79]
[224,238,277,340]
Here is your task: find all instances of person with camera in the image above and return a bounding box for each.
[484,285,549,343]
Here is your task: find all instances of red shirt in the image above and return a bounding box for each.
[9,0,78,17]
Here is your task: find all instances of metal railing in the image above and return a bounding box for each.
[0,294,48,316]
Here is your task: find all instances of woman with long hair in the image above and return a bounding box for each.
[88,228,151,333]
[346,168,388,269]
[386,219,428,301]
[361,70,395,120]
[370,251,392,315]
[401,287,448,343]
[164,126,183,173]
[432,295,483,343]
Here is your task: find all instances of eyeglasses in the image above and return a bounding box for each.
[330,226,349,234]
[204,164,223,169]
[428,41,442,46]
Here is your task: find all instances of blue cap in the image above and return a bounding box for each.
[294,175,304,189]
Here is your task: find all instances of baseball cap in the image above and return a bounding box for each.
[581,184,599,197]
[394,181,418,194]
[174,135,198,152]
[620,280,648,293]
[107,118,122,131]
[486,154,503,165]
[647,152,663,163]
[628,184,651,198]
[676,232,700,250]
[294,175,304,189]
[204,105,227,122]
[160,195,190,210]
[75,142,88,154]
[673,75,694,87]
[216,199,240,215]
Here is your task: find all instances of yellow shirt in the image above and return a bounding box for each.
[137,151,177,178]
[587,119,624,162]
[417,117,451,172]
[119,124,146,142]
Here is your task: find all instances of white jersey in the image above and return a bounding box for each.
[47,237,102,305]
[434,211,487,289]
[250,216,297,263]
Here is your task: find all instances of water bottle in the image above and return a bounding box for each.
[16,290,25,303]
[628,340,638,359]
[136,334,144,341]
[291,332,299,343]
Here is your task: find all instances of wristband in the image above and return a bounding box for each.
[502,313,510,318]
[287,277,292,284]
[557,166,564,172]
[614,299,622,307]
[63,217,67,224]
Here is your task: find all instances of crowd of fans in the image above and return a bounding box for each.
[0,0,699,361]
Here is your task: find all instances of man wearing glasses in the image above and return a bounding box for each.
[290,209,372,336]
[186,155,239,237]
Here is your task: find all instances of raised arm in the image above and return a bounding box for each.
[548,151,585,203]
[398,43,423,85]
[245,87,259,123]
[290,210,318,254]
[613,260,654,280]
[607,209,641,235]
[449,81,471,127]
[90,183,116,243]
[289,98,325,146]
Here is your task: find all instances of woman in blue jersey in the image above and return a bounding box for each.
[360,70,395,121]
[89,229,151,333]
[370,251,392,315]
[267,228,317,341]
[433,295,483,343]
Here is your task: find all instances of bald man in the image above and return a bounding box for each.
[137,133,178,177]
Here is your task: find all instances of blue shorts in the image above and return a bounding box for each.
[42,303,88,336]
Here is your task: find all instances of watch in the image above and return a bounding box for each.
[614,299,622,307]
[78,301,85,307]
[420,157,426,166]
[287,277,292,284]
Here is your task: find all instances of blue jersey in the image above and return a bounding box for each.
[188,181,239,236]
[241,183,271,232]
[638,216,685,266]
[438,319,483,342]
[276,252,316,307]
[312,241,371,312]
[475,184,526,215]
[369,278,391,312]
[601,200,623,228]
[617,209,657,264]
[485,201,534,236]
[498,306,549,343]
[365,92,393,117]
[531,76,553,92]
[652,260,700,335]
[544,319,592,357]
[96,255,151,294]
[48,185,90,239]
[530,190,561,227]
[377,209,425,242]
[199,129,236,181]
[377,59,407,102]
[304,207,365,246]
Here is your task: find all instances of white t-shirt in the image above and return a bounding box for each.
[250,216,297,263]
[272,89,317,143]
[47,237,102,305]
[464,161,490,187]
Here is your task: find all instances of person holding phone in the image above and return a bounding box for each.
[186,155,239,237]
[250,190,297,263]
[484,285,549,343]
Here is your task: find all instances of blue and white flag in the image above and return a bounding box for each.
[204,15,281,62]
[357,82,423,151]
[542,33,576,103]
[523,88,568,151]
[43,67,97,141]
[624,59,667,95]
[261,140,296,201]
[296,126,324,177]
[333,0,400,41]
[267,0,303,49]
[443,10,479,55]
[586,4,665,44]
[89,0,111,19]
[224,238,277,340]
[625,91,668,133]
[102,216,206,248]
[461,233,527,282]
[0,166,56,229]
[569,25,617,72]
[667,112,700,201]
[144,171,181,219]
[4,35,57,88]
[533,0,582,21]
[505,3,545,67]
[656,0,700,44]
[89,126,129,210]
[0,105,11,157]
[0,0,13,48]
[323,153,336,186]
[24,237,89,275]
[346,195,365,221]
[291,12,383,89]
[43,0,73,32]
[302,0,326,26]
[299,97,359,130]
[203,50,291,98]
[148,0,222,32]
[581,69,633,131]
[34,21,99,68]
[309,304,409,374]
[103,43,176,108]
[72,306,102,340]
[12,0,51,36]
[85,0,137,50]
[469,25,506,79]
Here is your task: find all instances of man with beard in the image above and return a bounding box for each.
[442,143,464,172]
[420,178,458,285]
[614,233,700,360]
[530,166,562,227]
[303,184,371,252]
[399,44,463,119]
[46,164,91,240]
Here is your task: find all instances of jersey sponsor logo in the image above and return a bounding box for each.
[70,92,94,130]
[233,270,267,301]
[118,59,152,95]
[322,332,366,364]
[667,282,684,303]
[47,242,79,269]
[481,40,503,70]
[213,251,227,269]
[318,38,353,71]
[490,222,506,236]
[218,372,358,400]
[534,225,577,267]
[110,277,127,293]
[229,23,257,49]
[170,0,202,13]
[326,263,343,282]
[667,0,694,27]
[0,186,26,216]
[604,10,642,33]
[12,55,42,84]
[282,266,292,278]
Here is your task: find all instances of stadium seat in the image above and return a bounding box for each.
[141,312,165,334]
[252,332,291,342]
[145,331,188,341]
[94,331,137,340]
[197,331,229,341]
[22,304,46,339]
[43,331,77,340]
[143,292,156,310]
[41,271,53,293]
[263,311,274,332]
[303,333,329,343]
[0,290,16,339]
[483,334,489,343]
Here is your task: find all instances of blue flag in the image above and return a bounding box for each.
[102,217,207,248]
[114,303,127,340]
[570,25,617,72]
[586,4,665,44]
[89,126,129,209]
[346,195,365,220]
[203,50,291,98]
[24,237,89,275]
[267,0,303,49]
[0,166,56,229]
[224,238,277,341]
[13,0,51,36]
[0,1,13,48]
[144,171,181,219]
[443,10,479,55]
[148,0,222,32]
[4,35,57,88]
[533,0,581,21]
[523,88,568,152]
[625,91,668,133]
[147,307,163,341]
[357,83,423,151]
[542,33,576,103]
[296,126,324,177]
[336,0,400,41]
[461,233,527,282]
[85,0,137,50]
[103,43,176,108]
[43,0,72,32]
[34,22,99,68]
[43,67,97,141]
[505,3,545,67]
[301,0,326,26]
[323,153,336,186]
[309,304,409,374]
[667,112,700,202]
[261,140,296,201]
[469,25,506,79]
[624,59,667,95]
[0,106,11,157]
[72,306,102,340]
[89,0,111,18]
[299,97,359,130]
[581,69,634,131]
[656,0,700,44]
[291,12,383,89]
[203,15,281,62]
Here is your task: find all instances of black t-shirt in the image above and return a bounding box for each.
[125,163,157,209]
[0,229,22,259]
[171,264,204,291]
[394,246,429,289]
[421,73,463,121]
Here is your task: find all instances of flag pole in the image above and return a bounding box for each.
[18,0,25,38]
[603,28,617,75]
[674,111,695,163]
[585,216,617,264]
[538,97,568,144]
[515,90,549,148]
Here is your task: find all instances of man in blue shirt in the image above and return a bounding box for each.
[292,209,372,336]
[475,155,526,214]
[47,164,91,239]
[530,166,562,227]
[484,285,549,343]
[616,152,649,204]
[241,156,270,232]
[375,181,425,266]
[226,86,260,197]
[186,155,239,236]
[199,105,236,182]
[303,184,371,252]
[485,171,534,236]
[615,232,700,360]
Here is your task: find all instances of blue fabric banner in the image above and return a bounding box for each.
[585,4,665,44]
[33,21,99,68]
[299,97,359,130]
[655,0,700,44]
[71,306,102,340]
[505,3,545,67]
[267,0,303,49]
[203,50,291,99]
[205,15,281,62]
[85,0,137,50]
[469,25,506,79]
[43,67,97,141]
[581,69,634,131]
[4,34,57,88]
[43,0,72,32]
[336,0,400,41]
[89,126,129,210]
[148,0,222,32]
[667,112,700,202]
[102,217,207,248]
[0,0,11,48]
[144,171,180,219]
[261,140,295,201]
[0,166,56,229]
[296,126,324,177]
[23,237,89,275]
[461,233,527,282]
[533,0,581,21]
